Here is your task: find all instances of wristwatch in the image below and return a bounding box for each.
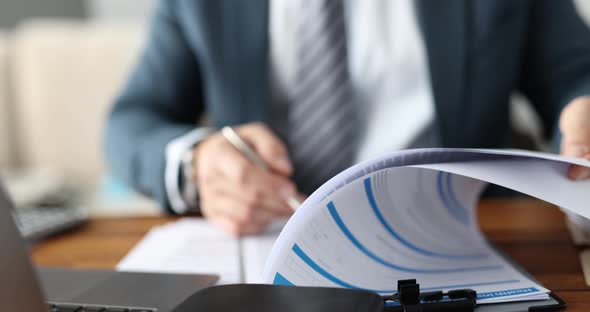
[180,146,199,212]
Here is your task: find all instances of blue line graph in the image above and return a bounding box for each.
[437,172,470,226]
[328,201,500,273]
[364,177,487,259]
[291,243,394,293]
[288,244,519,295]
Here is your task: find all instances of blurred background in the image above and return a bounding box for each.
[0,0,589,221]
[0,0,159,221]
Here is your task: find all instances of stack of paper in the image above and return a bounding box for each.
[119,149,590,305]
[262,149,590,304]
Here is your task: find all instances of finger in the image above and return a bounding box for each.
[237,186,294,216]
[559,98,590,180]
[561,144,590,180]
[560,97,590,154]
[202,144,295,215]
[560,97,590,144]
[202,188,275,225]
[237,123,293,176]
[196,141,285,199]
[214,144,297,199]
[561,145,590,158]
[204,173,294,216]
[203,193,270,236]
[567,155,590,181]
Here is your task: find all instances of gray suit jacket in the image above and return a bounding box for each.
[105,0,590,210]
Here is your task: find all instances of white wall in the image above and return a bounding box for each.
[0,33,14,167]
[85,0,155,22]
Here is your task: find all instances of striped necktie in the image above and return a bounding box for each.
[288,0,358,195]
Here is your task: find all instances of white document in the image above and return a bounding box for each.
[242,219,288,283]
[117,218,284,284]
[117,218,242,284]
[262,149,590,304]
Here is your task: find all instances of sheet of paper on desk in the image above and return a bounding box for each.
[262,149,590,304]
[117,219,242,284]
[242,219,288,283]
[117,218,284,284]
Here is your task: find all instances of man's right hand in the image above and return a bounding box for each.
[193,123,298,236]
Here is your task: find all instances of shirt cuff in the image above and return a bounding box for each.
[165,127,213,214]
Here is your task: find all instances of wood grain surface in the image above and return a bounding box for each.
[32,199,590,311]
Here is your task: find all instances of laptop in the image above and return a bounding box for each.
[0,182,218,312]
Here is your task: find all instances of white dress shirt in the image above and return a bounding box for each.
[165,0,436,213]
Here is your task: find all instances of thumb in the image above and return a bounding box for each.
[559,97,590,180]
[237,123,293,176]
[560,97,590,156]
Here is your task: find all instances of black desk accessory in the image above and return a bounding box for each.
[172,284,384,312]
[172,280,566,312]
[382,279,477,312]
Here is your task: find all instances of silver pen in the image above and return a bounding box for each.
[221,126,302,210]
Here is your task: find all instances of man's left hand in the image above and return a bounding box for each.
[560,96,590,180]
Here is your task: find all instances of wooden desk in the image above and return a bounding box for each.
[32,199,590,311]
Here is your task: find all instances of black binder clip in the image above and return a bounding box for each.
[382,279,477,312]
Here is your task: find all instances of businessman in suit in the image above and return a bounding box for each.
[105,0,590,235]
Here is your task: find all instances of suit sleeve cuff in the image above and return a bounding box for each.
[165,127,213,214]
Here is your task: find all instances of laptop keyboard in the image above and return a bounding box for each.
[48,302,156,312]
[14,206,88,241]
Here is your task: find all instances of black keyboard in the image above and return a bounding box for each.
[48,302,156,312]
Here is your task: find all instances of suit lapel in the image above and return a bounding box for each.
[416,0,469,147]
[218,0,270,125]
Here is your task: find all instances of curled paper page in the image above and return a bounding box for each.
[262,149,590,304]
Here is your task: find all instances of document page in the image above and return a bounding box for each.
[263,149,590,304]
[242,219,287,283]
[117,218,283,284]
[117,219,242,284]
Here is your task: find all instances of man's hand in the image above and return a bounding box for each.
[193,123,297,236]
[560,96,590,180]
